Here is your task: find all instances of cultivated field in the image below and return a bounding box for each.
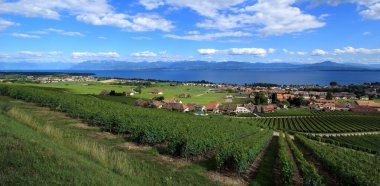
[0,83,379,186]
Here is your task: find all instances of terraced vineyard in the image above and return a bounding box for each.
[259,108,379,117]
[0,84,272,174]
[1,83,380,185]
[311,134,380,154]
[296,134,380,186]
[253,116,380,133]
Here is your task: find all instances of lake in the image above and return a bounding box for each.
[80,69,380,85]
[4,69,380,85]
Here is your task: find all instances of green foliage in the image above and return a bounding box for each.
[254,92,268,105]
[0,84,262,158]
[278,135,293,186]
[310,135,380,154]
[215,130,272,173]
[285,135,324,186]
[296,134,380,186]
[254,115,380,133]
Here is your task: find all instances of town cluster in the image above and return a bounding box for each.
[132,82,380,115]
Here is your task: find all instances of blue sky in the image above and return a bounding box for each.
[0,0,380,64]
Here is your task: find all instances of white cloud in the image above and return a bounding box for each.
[165,31,252,41]
[131,51,158,57]
[46,28,85,36]
[182,0,326,36]
[360,3,380,19]
[197,49,219,55]
[140,0,165,10]
[11,33,40,38]
[71,52,120,58]
[311,49,329,56]
[332,46,380,55]
[0,18,17,30]
[97,36,107,39]
[0,0,173,32]
[197,47,276,57]
[228,48,269,57]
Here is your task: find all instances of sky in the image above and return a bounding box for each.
[0,0,380,64]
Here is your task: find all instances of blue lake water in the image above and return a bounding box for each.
[4,69,380,85]
[68,69,380,85]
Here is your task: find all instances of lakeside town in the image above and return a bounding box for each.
[2,73,379,115]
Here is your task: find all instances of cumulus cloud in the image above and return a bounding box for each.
[311,49,329,56]
[11,33,40,38]
[130,51,158,57]
[165,31,252,41]
[71,52,120,58]
[0,18,17,30]
[197,49,219,55]
[0,0,173,32]
[140,0,165,10]
[228,48,269,57]
[332,46,380,55]
[197,47,276,57]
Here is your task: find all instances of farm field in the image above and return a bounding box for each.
[1,83,379,186]
[319,134,380,154]
[24,82,228,105]
[253,115,380,133]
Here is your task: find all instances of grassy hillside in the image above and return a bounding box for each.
[0,97,218,185]
[0,112,130,185]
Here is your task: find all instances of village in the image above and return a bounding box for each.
[128,81,380,116]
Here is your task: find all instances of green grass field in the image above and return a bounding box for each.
[24,82,228,105]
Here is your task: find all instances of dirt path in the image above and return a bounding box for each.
[241,137,273,182]
[295,140,341,186]
[305,131,380,137]
[284,138,303,186]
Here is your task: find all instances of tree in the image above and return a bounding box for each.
[330,81,338,86]
[254,92,268,105]
[271,93,279,104]
[326,92,333,100]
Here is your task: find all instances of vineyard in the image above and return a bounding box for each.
[253,115,380,133]
[296,134,380,186]
[258,108,379,117]
[309,134,380,154]
[1,83,380,185]
[0,84,272,173]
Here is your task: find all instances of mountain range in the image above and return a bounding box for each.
[0,61,379,71]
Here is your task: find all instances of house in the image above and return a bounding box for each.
[255,104,276,113]
[185,103,197,112]
[236,106,251,113]
[150,89,163,95]
[206,102,220,113]
[243,103,256,112]
[163,98,182,104]
[151,100,163,108]
[218,104,237,113]
[162,103,187,112]
[309,99,337,111]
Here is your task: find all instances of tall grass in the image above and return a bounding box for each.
[7,107,134,176]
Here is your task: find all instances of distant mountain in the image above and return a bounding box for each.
[1,60,379,71]
[70,60,376,71]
